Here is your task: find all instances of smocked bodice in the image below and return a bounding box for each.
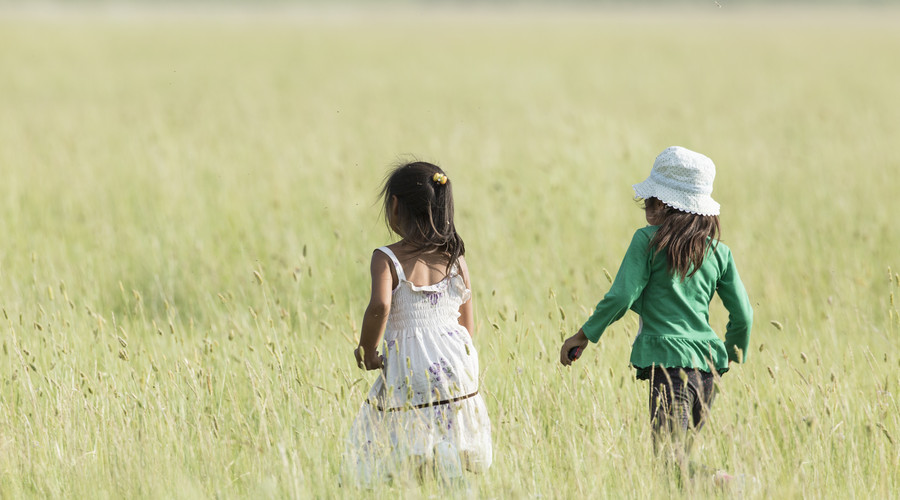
[385,274,471,331]
[377,246,471,333]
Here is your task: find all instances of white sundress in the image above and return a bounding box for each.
[345,246,492,485]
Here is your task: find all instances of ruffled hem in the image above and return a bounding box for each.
[629,335,729,379]
[344,396,492,486]
[632,180,720,216]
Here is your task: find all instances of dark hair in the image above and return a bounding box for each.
[643,197,720,281]
[380,161,465,271]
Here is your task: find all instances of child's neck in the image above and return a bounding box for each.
[395,239,441,256]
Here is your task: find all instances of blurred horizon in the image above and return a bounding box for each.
[2,0,898,20]
[1,0,897,7]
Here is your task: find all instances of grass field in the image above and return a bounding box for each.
[0,4,898,498]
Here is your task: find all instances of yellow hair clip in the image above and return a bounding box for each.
[432,173,448,185]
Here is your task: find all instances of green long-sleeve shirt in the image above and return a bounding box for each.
[582,226,753,378]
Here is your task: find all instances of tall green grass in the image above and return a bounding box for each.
[0,6,897,498]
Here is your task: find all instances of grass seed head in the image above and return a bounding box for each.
[876,422,895,445]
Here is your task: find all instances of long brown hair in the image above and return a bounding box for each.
[644,197,720,280]
[380,161,465,271]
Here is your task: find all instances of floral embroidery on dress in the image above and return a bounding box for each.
[427,362,442,382]
[426,358,455,385]
[434,404,455,431]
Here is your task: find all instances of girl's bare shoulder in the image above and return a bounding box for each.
[456,255,471,287]
[369,248,393,274]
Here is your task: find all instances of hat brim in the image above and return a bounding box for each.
[633,178,720,216]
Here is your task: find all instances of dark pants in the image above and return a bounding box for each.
[647,366,720,479]
[648,366,717,435]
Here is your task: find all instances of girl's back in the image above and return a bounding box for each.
[380,245,471,333]
[630,225,749,340]
[618,225,752,378]
[385,243,467,291]
[374,245,477,407]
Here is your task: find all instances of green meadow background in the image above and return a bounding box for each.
[0,3,898,498]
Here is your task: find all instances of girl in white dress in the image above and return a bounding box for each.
[346,161,492,485]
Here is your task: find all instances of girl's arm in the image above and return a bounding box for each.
[355,251,394,370]
[457,256,475,335]
[561,229,651,365]
[580,229,651,342]
[717,250,753,363]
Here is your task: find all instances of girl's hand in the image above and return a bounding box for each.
[354,345,384,371]
[560,329,590,366]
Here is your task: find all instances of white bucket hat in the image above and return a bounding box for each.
[632,146,720,216]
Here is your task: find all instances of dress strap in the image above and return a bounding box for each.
[376,246,406,282]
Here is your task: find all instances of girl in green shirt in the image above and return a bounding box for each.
[559,146,753,481]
